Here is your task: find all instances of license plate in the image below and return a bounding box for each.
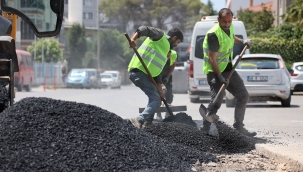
[198,80,208,85]
[247,76,268,82]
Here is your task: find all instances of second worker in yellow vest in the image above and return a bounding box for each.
[128,26,183,128]
[200,8,256,137]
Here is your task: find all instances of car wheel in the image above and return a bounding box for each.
[281,94,291,107]
[17,81,23,92]
[225,97,236,107]
[190,97,199,103]
[25,82,31,92]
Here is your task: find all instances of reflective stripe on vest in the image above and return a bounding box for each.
[128,34,170,77]
[203,48,233,63]
[170,50,177,66]
[138,45,167,69]
[202,24,235,74]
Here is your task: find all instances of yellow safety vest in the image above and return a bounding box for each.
[128,34,170,77]
[170,50,177,66]
[203,24,235,74]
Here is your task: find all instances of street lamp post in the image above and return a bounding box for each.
[96,0,100,71]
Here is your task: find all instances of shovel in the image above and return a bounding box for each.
[199,45,248,123]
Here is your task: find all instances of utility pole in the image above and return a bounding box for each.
[96,0,101,71]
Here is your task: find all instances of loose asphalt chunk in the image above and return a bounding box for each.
[0,97,217,171]
[143,121,256,154]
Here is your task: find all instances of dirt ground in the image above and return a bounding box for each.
[191,150,299,172]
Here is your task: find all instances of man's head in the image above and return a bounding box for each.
[167,28,183,49]
[218,8,233,31]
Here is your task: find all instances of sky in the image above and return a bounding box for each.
[200,0,226,12]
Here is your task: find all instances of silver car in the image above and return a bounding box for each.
[225,54,291,107]
[289,62,303,94]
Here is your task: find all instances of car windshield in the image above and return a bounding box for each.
[237,58,279,69]
[101,75,112,78]
[70,70,87,76]
[87,71,96,76]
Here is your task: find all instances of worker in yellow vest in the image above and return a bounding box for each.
[156,49,178,119]
[200,8,256,137]
[128,26,183,129]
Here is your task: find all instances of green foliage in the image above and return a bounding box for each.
[238,4,274,36]
[99,0,205,31]
[67,23,87,68]
[98,29,129,69]
[27,38,62,63]
[282,0,303,28]
[250,37,303,68]
[207,0,217,16]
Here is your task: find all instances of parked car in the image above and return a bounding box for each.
[225,54,291,107]
[100,73,114,88]
[102,70,121,89]
[66,68,101,89]
[289,62,303,94]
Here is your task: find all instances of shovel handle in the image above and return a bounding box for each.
[124,33,174,117]
[213,45,248,103]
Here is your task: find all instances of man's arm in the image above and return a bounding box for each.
[130,26,164,47]
[167,62,176,79]
[234,36,242,44]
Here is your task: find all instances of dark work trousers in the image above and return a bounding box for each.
[202,70,249,129]
[164,76,173,104]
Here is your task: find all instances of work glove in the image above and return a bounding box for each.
[162,85,167,95]
[218,74,229,86]
[163,76,169,84]
[240,39,252,46]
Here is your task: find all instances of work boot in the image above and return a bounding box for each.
[142,122,152,128]
[130,118,143,129]
[235,127,257,137]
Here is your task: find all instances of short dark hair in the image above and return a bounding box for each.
[218,8,233,18]
[167,28,183,42]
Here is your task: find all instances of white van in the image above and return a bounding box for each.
[188,16,249,102]
[103,70,121,89]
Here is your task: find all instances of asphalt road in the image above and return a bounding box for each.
[15,84,303,168]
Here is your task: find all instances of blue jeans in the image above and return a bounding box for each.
[129,70,162,123]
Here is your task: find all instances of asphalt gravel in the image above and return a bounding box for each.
[143,121,256,154]
[0,97,218,171]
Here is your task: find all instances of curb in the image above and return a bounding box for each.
[255,144,303,171]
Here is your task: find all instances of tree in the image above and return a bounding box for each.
[238,3,274,35]
[207,0,217,16]
[99,0,204,31]
[67,23,87,69]
[27,38,62,63]
[283,0,303,28]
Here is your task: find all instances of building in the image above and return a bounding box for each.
[227,0,293,27]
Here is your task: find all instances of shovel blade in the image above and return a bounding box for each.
[199,104,219,123]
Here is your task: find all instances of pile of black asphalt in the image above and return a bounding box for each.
[0,97,257,171]
[0,80,9,109]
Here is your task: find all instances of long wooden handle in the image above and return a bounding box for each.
[213,45,248,103]
[125,33,174,118]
